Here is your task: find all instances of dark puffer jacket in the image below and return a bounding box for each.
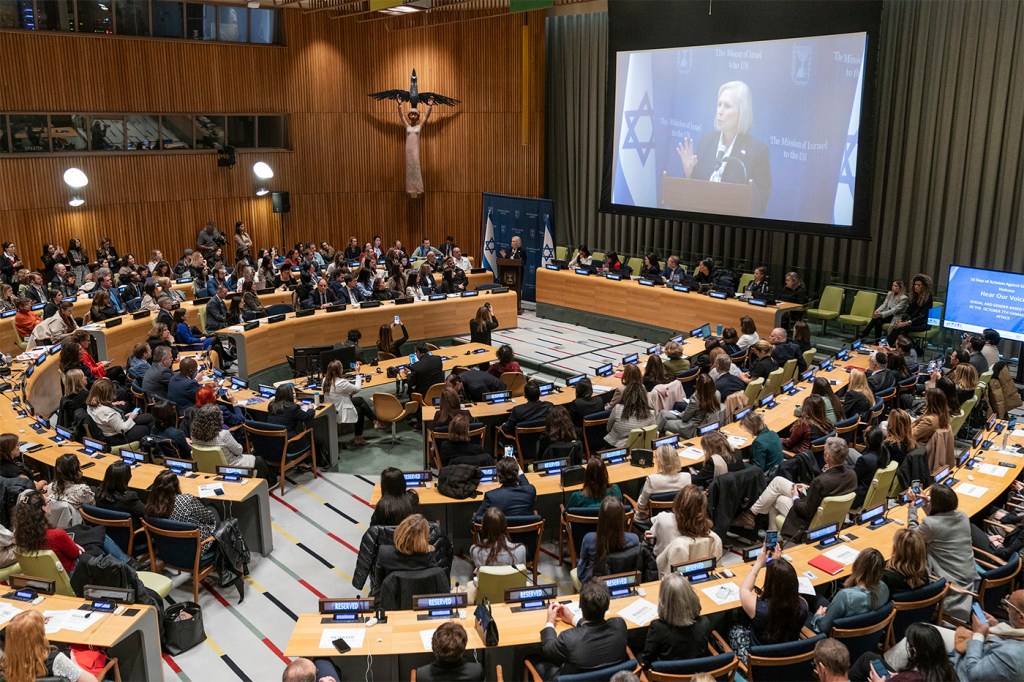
[352,522,453,591]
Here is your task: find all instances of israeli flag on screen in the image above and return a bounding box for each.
[483,209,498,274]
[541,214,554,266]
[833,54,864,225]
[614,52,657,207]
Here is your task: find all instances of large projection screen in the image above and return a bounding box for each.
[945,265,1024,342]
[603,0,883,239]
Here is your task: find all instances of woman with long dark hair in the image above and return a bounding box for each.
[692,430,745,488]
[469,304,498,346]
[376,320,409,357]
[642,354,671,391]
[658,373,721,438]
[783,394,833,453]
[577,496,639,583]
[95,461,147,522]
[732,548,807,661]
[13,491,83,574]
[648,484,722,575]
[50,453,95,511]
[811,548,889,632]
[887,273,933,345]
[865,622,957,682]
[370,467,419,526]
[145,470,219,541]
[536,405,577,461]
[266,383,315,441]
[470,507,525,570]
[606,381,656,447]
[567,457,621,508]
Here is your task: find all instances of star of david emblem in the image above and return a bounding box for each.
[622,92,655,165]
[542,244,554,260]
[485,238,496,253]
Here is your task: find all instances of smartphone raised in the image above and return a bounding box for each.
[870,658,891,680]
[393,315,400,325]
[765,530,778,549]
[972,601,987,624]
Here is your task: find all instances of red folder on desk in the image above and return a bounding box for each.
[808,554,844,576]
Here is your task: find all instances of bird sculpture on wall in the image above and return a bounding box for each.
[369,70,460,197]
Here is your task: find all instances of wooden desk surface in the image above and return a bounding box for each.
[290,422,1024,658]
[536,268,801,336]
[0,593,156,648]
[220,290,518,379]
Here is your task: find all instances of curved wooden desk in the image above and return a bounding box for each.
[219,290,518,379]
[536,268,803,336]
[288,421,1022,679]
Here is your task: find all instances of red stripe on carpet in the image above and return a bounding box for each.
[270,493,298,512]
[351,494,374,509]
[162,653,183,674]
[327,532,359,554]
[262,637,292,666]
[540,547,560,560]
[299,579,326,599]
[203,581,230,607]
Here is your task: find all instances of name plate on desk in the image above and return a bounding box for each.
[574,268,591,276]
[672,284,691,293]
[637,278,655,287]
[545,264,560,271]
[747,298,768,307]
[491,286,510,294]
[708,290,729,300]
[131,310,151,320]
[325,304,346,312]
[267,314,286,324]
[243,321,260,331]
[412,592,467,620]
[606,273,622,281]
[428,294,447,301]
[599,571,639,599]
[359,301,381,308]
[461,290,479,297]
[105,317,123,328]
[292,308,313,318]
[176,277,193,284]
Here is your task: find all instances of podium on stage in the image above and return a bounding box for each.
[660,172,754,215]
[497,258,524,313]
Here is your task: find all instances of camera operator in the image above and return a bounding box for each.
[196,221,226,259]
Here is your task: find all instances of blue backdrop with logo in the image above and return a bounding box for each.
[481,193,555,303]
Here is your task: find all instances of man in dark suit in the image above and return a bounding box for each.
[769,327,807,373]
[404,344,445,401]
[535,580,629,679]
[414,622,484,682]
[155,296,174,328]
[501,380,552,435]
[23,272,49,305]
[473,458,536,520]
[750,437,856,539]
[142,346,174,400]
[335,276,361,305]
[660,255,686,285]
[167,357,200,414]
[333,329,365,364]
[96,269,125,313]
[281,657,341,682]
[205,284,228,332]
[866,351,896,394]
[713,354,748,399]
[566,378,608,428]
[453,366,503,401]
[303,278,336,309]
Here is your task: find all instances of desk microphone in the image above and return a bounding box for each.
[722,156,749,183]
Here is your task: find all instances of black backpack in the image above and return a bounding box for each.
[213,517,251,603]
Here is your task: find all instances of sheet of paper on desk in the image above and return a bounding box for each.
[797,577,816,596]
[823,545,860,566]
[727,435,748,447]
[197,483,225,498]
[955,483,988,498]
[226,325,245,332]
[318,628,365,650]
[43,610,105,633]
[419,628,437,651]
[1012,429,1024,438]
[679,447,704,461]
[701,582,740,606]
[976,463,1009,477]
[995,447,1021,457]
[592,385,613,394]
[617,598,658,626]
[0,602,23,625]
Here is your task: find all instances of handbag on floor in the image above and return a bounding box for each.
[163,602,206,655]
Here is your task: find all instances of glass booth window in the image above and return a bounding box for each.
[195,115,225,149]
[152,0,182,38]
[184,2,214,40]
[114,0,148,36]
[218,5,245,42]
[227,116,255,148]
[35,0,74,31]
[88,115,125,151]
[257,116,286,148]
[76,0,111,33]
[160,115,193,150]
[0,1,35,30]
[48,114,89,152]
[9,114,48,152]
[126,115,161,151]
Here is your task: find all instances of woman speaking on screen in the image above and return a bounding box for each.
[677,81,772,215]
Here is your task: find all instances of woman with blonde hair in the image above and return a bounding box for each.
[883,408,916,466]
[882,527,930,595]
[85,377,153,442]
[747,340,778,381]
[950,363,979,405]
[642,573,712,665]
[468,304,498,346]
[843,368,875,420]
[662,340,690,375]
[372,513,437,596]
[1,610,98,682]
[648,484,723,573]
[634,444,691,524]
[693,430,744,488]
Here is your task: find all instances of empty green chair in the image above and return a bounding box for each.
[555,246,568,262]
[838,290,879,337]
[806,285,845,335]
[591,251,605,265]
[736,273,754,293]
[626,256,644,275]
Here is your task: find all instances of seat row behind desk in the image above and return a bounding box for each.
[289,422,1023,678]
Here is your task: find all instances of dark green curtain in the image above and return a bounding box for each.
[545,1,1024,295]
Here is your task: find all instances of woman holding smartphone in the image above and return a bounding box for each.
[85,378,152,443]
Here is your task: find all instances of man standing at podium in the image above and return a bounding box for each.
[676,80,772,215]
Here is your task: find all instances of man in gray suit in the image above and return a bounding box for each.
[206,284,229,332]
[142,345,174,400]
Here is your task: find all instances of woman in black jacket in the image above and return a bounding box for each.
[95,461,147,523]
[439,416,492,468]
[468,303,498,346]
[747,341,779,381]
[57,369,90,429]
[643,573,712,666]
[372,514,438,598]
[59,342,94,387]
[266,384,315,442]
[886,273,933,345]
[376,321,410,358]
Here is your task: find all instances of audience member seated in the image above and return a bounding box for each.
[862,280,909,342]
[792,320,813,353]
[577,496,640,583]
[502,380,553,436]
[657,374,722,438]
[14,490,129,573]
[811,548,889,633]
[49,453,96,513]
[778,272,810,306]
[146,469,220,543]
[432,386,471,430]
[798,377,846,423]
[536,406,579,461]
[0,434,44,487]
[487,344,522,378]
[607,364,642,408]
[59,341,94,387]
[566,377,606,430]
[713,353,748,399]
[641,572,712,666]
[852,428,887,508]
[167,357,201,414]
[57,369,89,429]
[567,244,592,269]
[648,485,723,577]
[371,467,420,526]
[173,308,213,350]
[439,415,492,468]
[855,621,954,682]
[150,400,191,459]
[142,346,174,400]
[737,316,759,351]
[567,457,622,509]
[747,340,779,381]
[13,297,40,339]
[882,527,930,595]
[660,255,685,284]
[469,507,526,583]
[372,513,438,599]
[146,323,179,361]
[769,327,807,372]
[662,340,690,374]
[812,639,851,682]
[843,369,875,422]
[414,622,484,682]
[605,382,655,447]
[642,354,671,391]
[949,363,979,407]
[535,580,628,679]
[886,274,934,346]
[404,344,444,407]
[751,437,856,535]
[730,547,808,662]
[323,359,379,447]
[634,444,691,525]
[906,485,977,623]
[453,367,503,403]
[473,457,536,520]
[266,384,315,443]
[640,253,661,278]
[741,411,784,475]
[191,405,271,480]
[912,388,951,449]
[692,431,745,488]
[0,610,100,682]
[86,378,153,444]
[783,394,834,454]
[866,351,897,394]
[205,284,229,332]
[127,343,151,384]
[95,461,147,524]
